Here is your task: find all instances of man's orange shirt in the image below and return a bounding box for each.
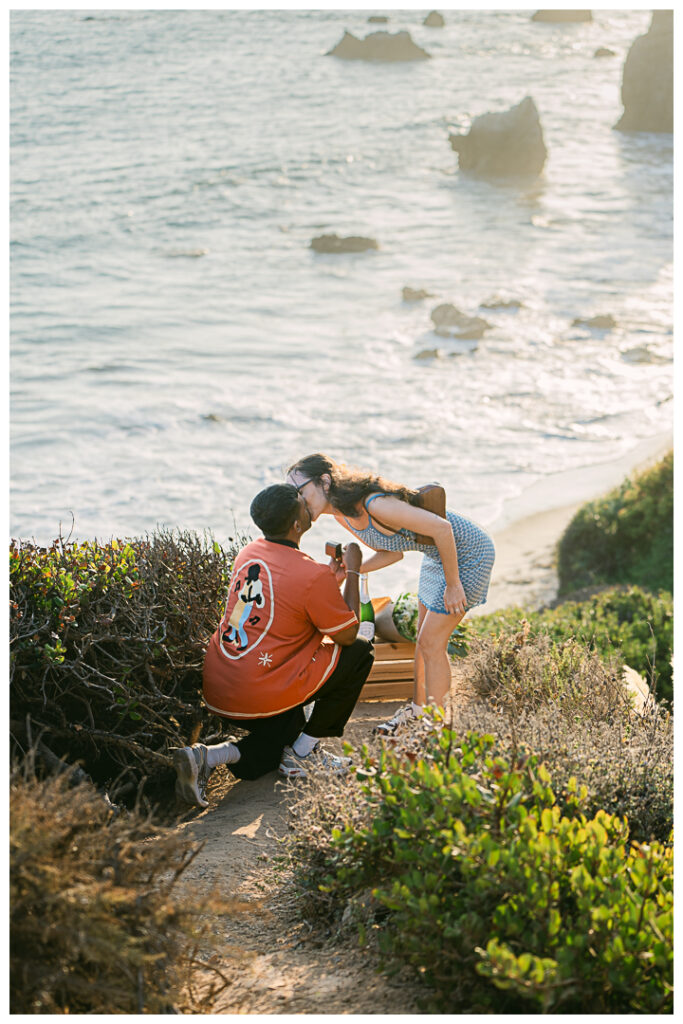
[203,538,358,719]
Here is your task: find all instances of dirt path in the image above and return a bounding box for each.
[175,700,425,1014]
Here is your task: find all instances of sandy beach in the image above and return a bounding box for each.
[475,431,673,615]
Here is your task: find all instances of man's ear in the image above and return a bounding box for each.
[321,472,331,493]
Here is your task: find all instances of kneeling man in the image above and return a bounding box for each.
[173,483,373,806]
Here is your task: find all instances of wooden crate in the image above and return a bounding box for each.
[360,639,415,700]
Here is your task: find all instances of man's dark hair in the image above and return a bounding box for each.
[250,483,300,537]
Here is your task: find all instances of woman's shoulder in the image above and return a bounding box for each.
[363,490,390,508]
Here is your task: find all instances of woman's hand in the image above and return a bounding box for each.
[444,580,467,616]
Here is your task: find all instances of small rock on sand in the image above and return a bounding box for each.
[310,233,378,254]
[402,286,432,302]
[326,30,430,62]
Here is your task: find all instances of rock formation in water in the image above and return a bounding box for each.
[621,345,670,365]
[310,234,379,254]
[615,11,673,133]
[449,96,547,179]
[368,15,388,23]
[531,10,592,22]
[430,304,491,340]
[594,47,615,58]
[423,11,445,28]
[572,314,617,329]
[403,286,433,302]
[480,296,523,310]
[326,30,430,62]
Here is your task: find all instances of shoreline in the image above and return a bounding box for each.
[473,501,581,615]
[362,430,672,614]
[476,431,673,615]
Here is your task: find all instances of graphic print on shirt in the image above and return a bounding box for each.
[219,559,275,659]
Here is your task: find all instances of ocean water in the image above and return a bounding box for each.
[10,9,673,594]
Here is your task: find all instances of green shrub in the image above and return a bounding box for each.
[462,623,630,719]
[557,451,672,595]
[9,529,242,799]
[289,729,673,1013]
[10,757,232,1013]
[469,586,673,702]
[453,700,673,844]
[458,626,673,841]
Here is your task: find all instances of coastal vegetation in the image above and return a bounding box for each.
[10,759,230,1013]
[557,450,673,596]
[286,726,672,1014]
[9,453,673,1012]
[283,452,674,1012]
[470,452,673,703]
[9,529,242,800]
[467,586,673,703]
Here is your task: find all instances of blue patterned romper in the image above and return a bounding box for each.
[341,494,495,615]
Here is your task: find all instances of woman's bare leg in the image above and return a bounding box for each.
[416,609,465,707]
[413,601,429,705]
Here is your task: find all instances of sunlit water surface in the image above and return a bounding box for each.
[11,10,672,592]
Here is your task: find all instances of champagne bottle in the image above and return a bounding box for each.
[358,573,375,641]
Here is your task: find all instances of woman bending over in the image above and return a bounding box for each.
[286,453,495,734]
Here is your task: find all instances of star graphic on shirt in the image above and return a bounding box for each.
[258,652,273,667]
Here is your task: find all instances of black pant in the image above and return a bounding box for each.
[225,638,374,781]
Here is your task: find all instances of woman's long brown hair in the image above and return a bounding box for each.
[287,453,419,517]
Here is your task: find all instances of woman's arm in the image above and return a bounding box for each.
[360,549,404,573]
[366,496,466,615]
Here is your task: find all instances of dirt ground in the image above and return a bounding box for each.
[174,699,430,1015]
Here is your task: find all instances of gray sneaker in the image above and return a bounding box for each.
[278,743,352,779]
[173,743,210,807]
[373,703,415,737]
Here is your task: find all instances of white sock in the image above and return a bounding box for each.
[206,741,241,769]
[411,701,424,718]
[292,732,319,757]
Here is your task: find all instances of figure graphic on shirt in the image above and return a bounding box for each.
[223,563,265,650]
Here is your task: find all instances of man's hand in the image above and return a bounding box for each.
[330,555,346,585]
[330,542,362,585]
[342,542,362,573]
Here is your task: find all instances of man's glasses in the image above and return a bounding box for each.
[294,478,312,494]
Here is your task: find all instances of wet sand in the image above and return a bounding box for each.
[475,501,582,614]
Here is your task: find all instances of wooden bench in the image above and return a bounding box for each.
[360,639,416,700]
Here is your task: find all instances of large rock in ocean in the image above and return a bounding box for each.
[310,233,378,254]
[326,30,430,62]
[449,96,547,179]
[615,11,673,133]
[430,304,491,340]
[403,286,433,302]
[423,11,445,27]
[531,10,592,22]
